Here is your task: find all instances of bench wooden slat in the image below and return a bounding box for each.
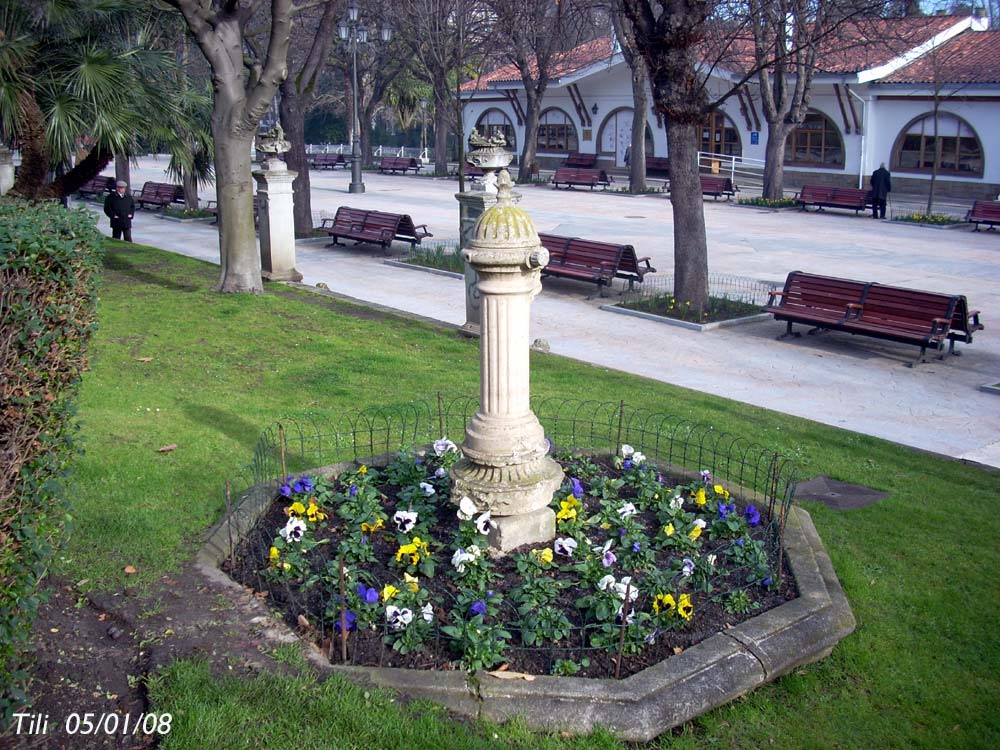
[550,167,613,190]
[795,184,870,214]
[317,205,432,249]
[966,200,1000,230]
[378,156,422,174]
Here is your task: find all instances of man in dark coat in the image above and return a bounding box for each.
[104,180,135,241]
[870,162,891,220]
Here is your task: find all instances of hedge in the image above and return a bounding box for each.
[0,199,103,726]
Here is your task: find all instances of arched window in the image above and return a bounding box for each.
[536,108,577,153]
[475,108,516,150]
[893,113,983,176]
[784,111,843,167]
[701,111,741,157]
[597,108,654,167]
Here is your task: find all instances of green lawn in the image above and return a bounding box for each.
[68,241,999,749]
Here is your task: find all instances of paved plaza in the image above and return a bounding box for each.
[85,156,1000,468]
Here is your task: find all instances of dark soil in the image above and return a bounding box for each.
[3,567,295,750]
[228,459,797,680]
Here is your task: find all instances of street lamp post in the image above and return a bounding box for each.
[339,0,391,195]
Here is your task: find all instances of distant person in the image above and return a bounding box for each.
[870,162,891,219]
[104,180,134,241]
[624,144,632,167]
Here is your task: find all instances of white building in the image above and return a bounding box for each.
[462,12,999,200]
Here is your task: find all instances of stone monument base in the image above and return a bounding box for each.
[262,268,303,283]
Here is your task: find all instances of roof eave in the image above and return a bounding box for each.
[857,17,973,84]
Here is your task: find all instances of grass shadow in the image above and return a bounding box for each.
[181,403,262,452]
[103,251,202,293]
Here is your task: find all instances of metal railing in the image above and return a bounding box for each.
[697,151,766,194]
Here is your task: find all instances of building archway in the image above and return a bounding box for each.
[892,112,983,176]
[701,111,742,157]
[597,107,654,167]
[783,110,844,167]
[475,108,517,151]
[536,108,578,154]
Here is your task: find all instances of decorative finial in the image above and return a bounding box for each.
[495,169,514,205]
[256,123,291,155]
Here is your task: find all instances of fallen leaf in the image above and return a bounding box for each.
[136,357,154,363]
[50,628,59,633]
[297,614,312,631]
[75,579,90,588]
[97,613,107,622]
[673,646,684,655]
[157,443,177,453]
[486,670,535,681]
[123,565,138,575]
[495,663,509,672]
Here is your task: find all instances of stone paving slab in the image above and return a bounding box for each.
[80,157,1000,468]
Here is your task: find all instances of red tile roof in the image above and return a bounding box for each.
[463,15,989,92]
[462,37,613,92]
[879,29,1000,84]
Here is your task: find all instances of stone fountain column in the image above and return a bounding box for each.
[253,124,302,283]
[451,166,563,553]
[0,146,13,196]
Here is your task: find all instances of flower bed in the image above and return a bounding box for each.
[405,245,465,274]
[229,440,795,679]
[736,196,797,209]
[619,294,762,324]
[893,212,963,226]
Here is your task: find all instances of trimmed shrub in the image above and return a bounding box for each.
[0,200,103,726]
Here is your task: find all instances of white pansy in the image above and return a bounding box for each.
[434,467,447,479]
[475,511,494,535]
[617,502,637,519]
[620,443,635,458]
[386,605,413,631]
[616,604,636,624]
[613,576,639,601]
[279,517,306,543]
[419,481,436,496]
[669,495,685,512]
[466,544,482,560]
[554,537,578,557]
[421,603,434,623]
[681,557,695,577]
[457,495,478,521]
[707,554,717,567]
[632,451,646,465]
[597,574,616,591]
[433,437,458,456]
[693,518,707,529]
[451,548,475,573]
[393,510,418,533]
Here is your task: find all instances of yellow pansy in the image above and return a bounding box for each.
[269,546,280,563]
[361,518,384,534]
[397,542,421,566]
[286,501,306,517]
[713,484,731,500]
[381,584,398,602]
[404,573,419,592]
[678,593,694,620]
[532,548,554,564]
[306,500,326,522]
[556,497,579,521]
[652,593,676,615]
[663,523,675,537]
[358,464,368,475]
[688,525,703,541]
[694,488,707,506]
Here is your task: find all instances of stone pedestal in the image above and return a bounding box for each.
[451,170,563,553]
[0,147,14,196]
[253,159,302,283]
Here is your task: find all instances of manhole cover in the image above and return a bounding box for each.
[795,476,889,510]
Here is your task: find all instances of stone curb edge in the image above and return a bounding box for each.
[600,304,772,332]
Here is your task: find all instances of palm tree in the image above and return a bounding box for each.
[0,0,184,199]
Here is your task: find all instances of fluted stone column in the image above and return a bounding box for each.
[451,170,563,553]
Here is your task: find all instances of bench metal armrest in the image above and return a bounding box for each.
[765,290,784,305]
[414,224,432,237]
[845,302,863,319]
[931,317,951,336]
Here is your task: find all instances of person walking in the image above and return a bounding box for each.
[104,180,135,241]
[870,162,891,220]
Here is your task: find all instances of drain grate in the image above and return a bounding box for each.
[795,476,889,510]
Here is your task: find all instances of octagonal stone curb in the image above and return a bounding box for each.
[196,466,854,741]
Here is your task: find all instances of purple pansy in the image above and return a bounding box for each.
[745,505,761,527]
[357,583,379,605]
[602,548,617,568]
[349,484,358,497]
[333,610,357,633]
[571,477,584,499]
[623,459,633,470]
[761,576,772,588]
[632,541,641,553]
[470,600,487,617]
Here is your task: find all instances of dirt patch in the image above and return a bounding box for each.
[4,567,293,750]
[268,286,398,324]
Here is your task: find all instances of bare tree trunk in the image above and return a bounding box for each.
[433,81,450,175]
[279,80,313,236]
[667,121,709,313]
[629,63,648,193]
[212,120,261,293]
[518,89,541,182]
[762,125,790,199]
[182,169,198,209]
[10,93,51,199]
[926,98,940,216]
[115,154,131,189]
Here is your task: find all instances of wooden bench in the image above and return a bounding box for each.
[663,174,739,200]
[550,167,613,190]
[134,181,185,210]
[204,194,260,226]
[538,232,655,290]
[795,184,871,214]
[78,175,115,199]
[378,156,422,174]
[564,152,597,168]
[965,200,1000,231]
[318,206,432,250]
[645,157,670,178]
[311,153,347,170]
[765,270,983,365]
[538,233,624,296]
